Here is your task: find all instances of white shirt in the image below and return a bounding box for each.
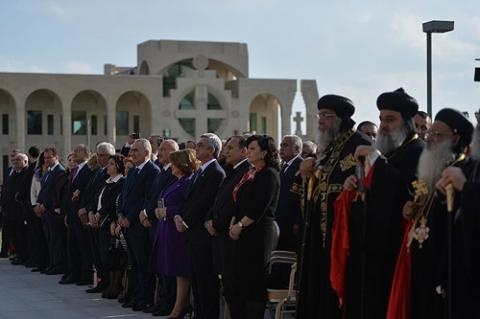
[74,161,87,179]
[233,158,249,170]
[283,153,301,172]
[136,159,150,172]
[49,162,60,172]
[200,158,216,172]
[163,163,172,171]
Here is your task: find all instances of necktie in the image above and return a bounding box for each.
[192,168,203,185]
[281,162,289,173]
[71,167,79,182]
[42,170,51,185]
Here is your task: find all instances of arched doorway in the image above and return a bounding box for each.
[115,91,151,148]
[71,90,107,150]
[139,61,150,75]
[249,94,282,142]
[25,89,63,153]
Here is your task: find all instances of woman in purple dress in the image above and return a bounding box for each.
[153,149,199,318]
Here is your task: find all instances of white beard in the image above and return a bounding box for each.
[417,139,454,192]
[375,127,407,155]
[316,118,341,155]
[470,126,480,161]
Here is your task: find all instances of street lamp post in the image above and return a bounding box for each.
[422,20,454,117]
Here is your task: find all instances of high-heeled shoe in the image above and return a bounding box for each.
[168,305,193,319]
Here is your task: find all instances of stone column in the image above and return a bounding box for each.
[62,98,72,158]
[301,80,319,141]
[194,85,208,137]
[280,104,292,138]
[106,100,116,145]
[15,95,26,151]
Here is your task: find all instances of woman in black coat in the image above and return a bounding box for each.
[223,134,281,319]
[90,155,125,294]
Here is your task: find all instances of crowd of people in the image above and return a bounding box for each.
[1,87,479,319]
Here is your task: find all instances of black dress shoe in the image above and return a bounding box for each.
[152,308,171,317]
[11,258,24,265]
[31,267,45,272]
[59,275,76,284]
[45,268,65,275]
[142,303,161,313]
[76,278,92,286]
[86,283,106,293]
[121,299,137,308]
[132,302,153,311]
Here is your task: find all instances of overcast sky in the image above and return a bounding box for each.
[1,0,479,133]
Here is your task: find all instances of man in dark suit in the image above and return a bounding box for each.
[60,144,93,285]
[175,133,226,319]
[117,138,160,311]
[1,153,29,265]
[206,135,250,274]
[140,139,179,316]
[35,147,68,275]
[0,148,20,258]
[277,135,304,252]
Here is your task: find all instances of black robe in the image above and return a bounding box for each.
[451,159,480,318]
[410,156,474,319]
[297,130,370,319]
[345,135,424,319]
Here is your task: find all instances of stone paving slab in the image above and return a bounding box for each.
[0,259,168,319]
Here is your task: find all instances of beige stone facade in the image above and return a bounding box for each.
[0,40,319,180]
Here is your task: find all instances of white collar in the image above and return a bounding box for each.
[200,158,216,172]
[49,162,60,171]
[285,154,301,169]
[136,159,150,171]
[77,161,87,172]
[163,163,172,171]
[106,174,123,184]
[233,158,249,170]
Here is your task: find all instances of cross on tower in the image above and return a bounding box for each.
[293,111,304,136]
[175,85,227,138]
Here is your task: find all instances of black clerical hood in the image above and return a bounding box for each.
[435,108,474,147]
[377,88,418,118]
[317,94,355,119]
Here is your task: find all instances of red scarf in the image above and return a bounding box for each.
[330,166,375,308]
[386,219,412,319]
[232,168,256,203]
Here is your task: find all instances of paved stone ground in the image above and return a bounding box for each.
[0,258,167,319]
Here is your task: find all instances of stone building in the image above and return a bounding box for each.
[0,39,319,180]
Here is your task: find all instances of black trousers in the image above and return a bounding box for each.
[188,229,219,319]
[89,227,111,281]
[67,214,92,278]
[4,218,27,261]
[26,213,49,268]
[45,211,66,271]
[126,223,154,304]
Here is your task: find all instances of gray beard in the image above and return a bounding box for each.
[470,127,480,161]
[316,118,342,155]
[417,139,455,193]
[375,127,407,155]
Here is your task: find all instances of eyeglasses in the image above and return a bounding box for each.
[425,130,454,139]
[316,112,337,119]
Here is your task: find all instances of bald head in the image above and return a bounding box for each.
[158,139,179,166]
